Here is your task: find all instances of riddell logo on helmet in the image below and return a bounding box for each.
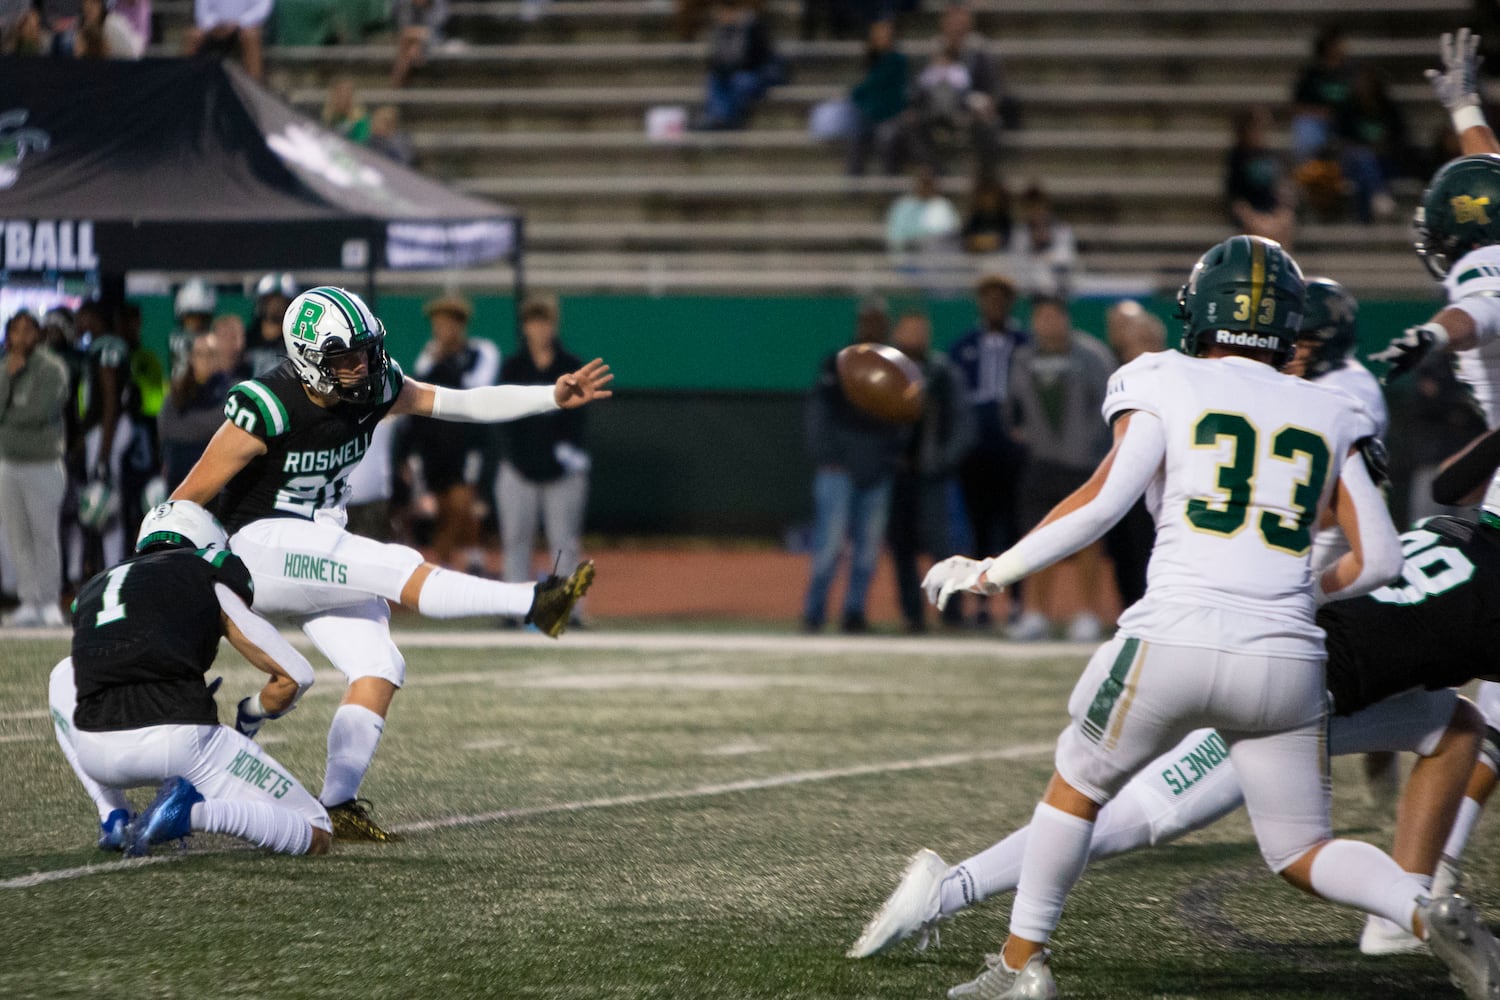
[1213,331,1279,349]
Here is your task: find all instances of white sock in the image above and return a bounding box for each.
[416,566,533,619]
[190,800,313,855]
[1008,802,1095,944]
[1441,795,1484,862]
[1308,839,1426,933]
[321,704,385,806]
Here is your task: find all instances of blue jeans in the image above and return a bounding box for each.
[704,69,769,128]
[803,468,893,625]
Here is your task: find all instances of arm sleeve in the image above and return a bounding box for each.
[214,583,316,691]
[986,410,1166,586]
[1315,450,1404,604]
[429,383,558,423]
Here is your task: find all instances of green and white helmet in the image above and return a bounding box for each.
[1414,154,1500,278]
[135,500,228,553]
[281,286,390,404]
[1176,235,1305,369]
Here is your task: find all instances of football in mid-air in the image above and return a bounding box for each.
[836,343,925,424]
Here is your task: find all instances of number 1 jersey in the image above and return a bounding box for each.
[1105,350,1383,659]
[214,359,404,533]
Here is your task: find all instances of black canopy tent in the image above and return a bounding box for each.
[0,57,522,300]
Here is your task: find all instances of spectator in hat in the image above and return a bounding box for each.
[410,290,499,575]
[496,296,592,605]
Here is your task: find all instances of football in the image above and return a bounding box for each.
[836,343,925,423]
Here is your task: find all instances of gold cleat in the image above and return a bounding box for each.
[326,798,403,842]
[524,560,595,638]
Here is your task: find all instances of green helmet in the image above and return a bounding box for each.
[1414,154,1500,279]
[1176,235,1305,368]
[1298,277,1359,378]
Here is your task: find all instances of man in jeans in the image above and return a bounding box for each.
[802,298,907,633]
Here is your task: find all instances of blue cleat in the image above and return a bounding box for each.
[97,809,131,851]
[123,777,204,858]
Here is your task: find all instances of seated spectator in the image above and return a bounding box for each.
[1335,65,1407,220]
[112,0,147,46]
[322,75,371,143]
[1007,183,1076,296]
[694,0,785,131]
[844,17,907,177]
[885,165,961,257]
[368,104,415,165]
[391,0,447,87]
[1290,24,1352,165]
[183,0,269,81]
[1225,106,1298,248]
[61,0,143,57]
[892,2,1013,176]
[2,3,47,53]
[962,172,1012,254]
[158,331,229,493]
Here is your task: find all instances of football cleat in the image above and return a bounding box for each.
[123,777,203,857]
[847,848,949,958]
[948,951,1058,1000]
[97,809,131,852]
[326,798,403,842]
[1435,856,1466,900]
[524,560,595,639]
[1359,914,1428,956]
[1420,894,1500,1000]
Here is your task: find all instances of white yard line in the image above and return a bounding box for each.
[0,733,39,744]
[0,709,48,721]
[0,742,1052,890]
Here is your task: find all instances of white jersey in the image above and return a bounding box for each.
[1445,244,1500,428]
[1104,351,1380,659]
[1308,359,1387,570]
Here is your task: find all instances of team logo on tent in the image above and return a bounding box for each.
[0,110,50,191]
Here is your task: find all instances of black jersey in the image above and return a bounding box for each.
[72,547,255,731]
[1320,516,1500,715]
[213,359,404,533]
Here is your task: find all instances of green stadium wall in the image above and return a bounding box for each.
[134,292,1441,536]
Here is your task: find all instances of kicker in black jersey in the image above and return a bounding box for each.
[1320,515,1500,715]
[213,358,404,532]
[71,548,255,731]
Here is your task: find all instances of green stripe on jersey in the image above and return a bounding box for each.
[1082,637,1140,745]
[237,381,288,436]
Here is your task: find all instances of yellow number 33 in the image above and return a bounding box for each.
[1232,294,1276,325]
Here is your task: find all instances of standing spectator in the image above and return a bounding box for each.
[0,310,69,626]
[323,76,371,143]
[75,299,139,576]
[410,291,499,575]
[1290,24,1353,165]
[1225,106,1298,249]
[1008,183,1077,297]
[120,301,165,548]
[694,0,785,131]
[157,330,229,493]
[947,272,1028,629]
[1102,299,1165,610]
[497,296,591,601]
[344,415,401,543]
[802,297,907,633]
[1005,295,1113,641]
[367,105,416,165]
[212,313,251,382]
[167,277,216,380]
[885,311,973,633]
[244,272,297,377]
[183,0,269,81]
[391,0,447,87]
[844,17,907,177]
[962,172,1012,255]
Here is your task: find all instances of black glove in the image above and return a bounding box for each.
[1370,323,1450,384]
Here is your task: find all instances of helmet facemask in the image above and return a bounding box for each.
[297,329,389,405]
[1413,204,1455,280]
[283,287,390,405]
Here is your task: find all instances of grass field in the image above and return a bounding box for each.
[1,630,1492,1000]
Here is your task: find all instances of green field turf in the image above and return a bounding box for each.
[0,633,1491,1000]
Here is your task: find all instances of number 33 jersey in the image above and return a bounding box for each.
[1320,516,1500,715]
[214,359,405,533]
[1105,350,1382,659]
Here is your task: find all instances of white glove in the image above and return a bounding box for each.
[1369,322,1450,384]
[922,556,1002,611]
[1427,29,1484,114]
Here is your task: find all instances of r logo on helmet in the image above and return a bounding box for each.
[1452,195,1492,225]
[293,301,325,343]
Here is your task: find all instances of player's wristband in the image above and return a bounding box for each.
[1453,104,1488,133]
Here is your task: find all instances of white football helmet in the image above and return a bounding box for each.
[77,479,119,531]
[255,272,299,300]
[282,286,390,404]
[174,278,217,319]
[135,500,228,553]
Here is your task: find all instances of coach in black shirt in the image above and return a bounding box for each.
[496,296,590,594]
